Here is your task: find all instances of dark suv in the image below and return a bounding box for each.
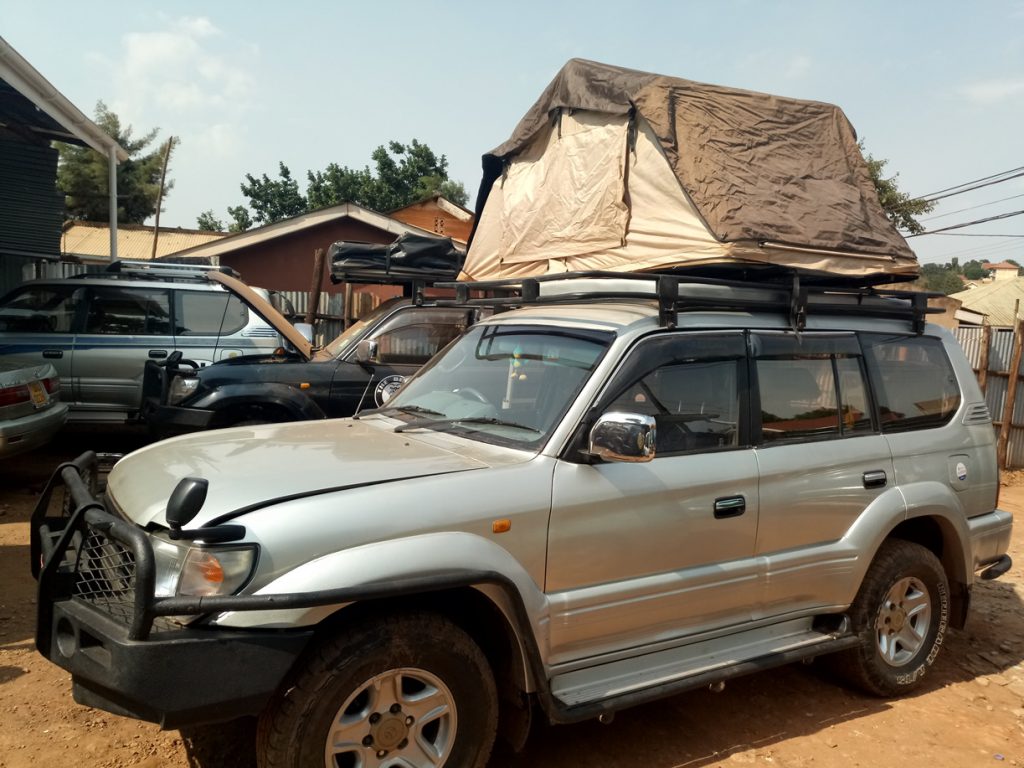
[142,298,481,433]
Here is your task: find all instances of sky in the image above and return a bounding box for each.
[3,0,1023,267]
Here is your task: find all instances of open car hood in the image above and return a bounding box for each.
[207,271,312,360]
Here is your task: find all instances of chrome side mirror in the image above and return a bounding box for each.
[355,339,379,365]
[589,412,656,463]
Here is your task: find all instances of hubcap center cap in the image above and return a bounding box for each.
[372,716,408,750]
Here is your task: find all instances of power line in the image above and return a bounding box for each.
[913,165,1024,202]
[930,232,1024,238]
[921,192,1024,222]
[906,208,1024,237]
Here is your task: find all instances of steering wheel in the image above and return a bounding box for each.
[453,386,489,404]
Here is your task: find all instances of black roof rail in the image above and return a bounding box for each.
[79,260,241,282]
[436,270,941,334]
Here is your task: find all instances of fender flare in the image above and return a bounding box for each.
[210,532,550,689]
[191,382,326,421]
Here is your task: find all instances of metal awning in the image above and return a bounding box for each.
[0,36,127,260]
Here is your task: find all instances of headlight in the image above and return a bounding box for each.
[167,375,200,405]
[152,537,257,597]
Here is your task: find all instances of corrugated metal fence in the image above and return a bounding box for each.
[953,326,1024,468]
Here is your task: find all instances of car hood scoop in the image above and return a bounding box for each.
[106,419,489,528]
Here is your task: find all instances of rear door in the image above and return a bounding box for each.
[751,332,896,618]
[0,283,82,399]
[74,285,174,415]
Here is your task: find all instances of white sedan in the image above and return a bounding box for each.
[0,361,67,458]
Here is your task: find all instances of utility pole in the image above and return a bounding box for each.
[150,136,177,260]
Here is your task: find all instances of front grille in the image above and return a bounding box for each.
[73,529,137,625]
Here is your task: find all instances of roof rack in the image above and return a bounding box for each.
[436,271,941,334]
[76,260,241,282]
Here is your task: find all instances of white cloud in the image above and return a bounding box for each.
[957,78,1024,105]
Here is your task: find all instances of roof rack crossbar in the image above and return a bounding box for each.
[435,271,940,333]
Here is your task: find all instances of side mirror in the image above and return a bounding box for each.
[292,322,314,343]
[356,339,380,365]
[589,412,656,463]
[166,477,208,537]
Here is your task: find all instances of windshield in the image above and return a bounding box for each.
[380,323,612,447]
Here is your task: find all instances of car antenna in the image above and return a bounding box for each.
[352,374,376,419]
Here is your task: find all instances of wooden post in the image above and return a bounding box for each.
[343,283,354,328]
[305,248,325,326]
[150,136,176,260]
[977,325,991,394]
[997,317,1024,469]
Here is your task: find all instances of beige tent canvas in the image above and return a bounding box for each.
[463,59,918,283]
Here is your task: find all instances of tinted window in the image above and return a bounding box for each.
[84,287,171,336]
[0,286,81,333]
[175,291,247,336]
[603,334,746,455]
[755,333,874,444]
[862,334,961,432]
[758,358,840,442]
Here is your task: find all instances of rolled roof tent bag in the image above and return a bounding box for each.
[329,233,465,283]
[463,59,918,283]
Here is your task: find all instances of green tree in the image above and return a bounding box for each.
[237,162,307,226]
[917,263,964,295]
[195,209,225,232]
[229,139,469,226]
[963,260,988,280]
[57,101,172,224]
[860,140,935,234]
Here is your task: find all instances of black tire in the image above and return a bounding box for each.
[831,539,949,696]
[256,613,498,768]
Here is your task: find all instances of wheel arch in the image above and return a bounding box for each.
[886,512,971,628]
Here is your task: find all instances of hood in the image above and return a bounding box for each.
[106,419,490,529]
[207,271,312,360]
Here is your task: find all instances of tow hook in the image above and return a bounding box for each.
[709,681,726,693]
[598,712,615,725]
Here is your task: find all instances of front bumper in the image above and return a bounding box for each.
[48,598,311,728]
[32,452,311,728]
[140,397,213,433]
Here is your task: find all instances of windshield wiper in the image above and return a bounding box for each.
[394,416,541,434]
[354,404,444,420]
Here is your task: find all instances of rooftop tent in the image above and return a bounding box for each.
[463,59,918,283]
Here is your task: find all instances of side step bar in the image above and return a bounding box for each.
[549,620,859,723]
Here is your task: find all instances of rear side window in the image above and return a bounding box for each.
[84,287,171,336]
[175,291,248,336]
[0,285,81,332]
[754,333,874,444]
[862,334,961,432]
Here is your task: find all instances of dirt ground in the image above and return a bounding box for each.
[3,433,1024,768]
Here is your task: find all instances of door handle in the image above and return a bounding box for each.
[863,470,887,489]
[714,495,746,519]
[148,349,169,359]
[42,349,63,359]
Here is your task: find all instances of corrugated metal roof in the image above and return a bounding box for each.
[61,222,228,261]
[950,278,1024,327]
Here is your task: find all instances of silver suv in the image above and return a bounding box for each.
[0,261,288,423]
[33,273,1012,768]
